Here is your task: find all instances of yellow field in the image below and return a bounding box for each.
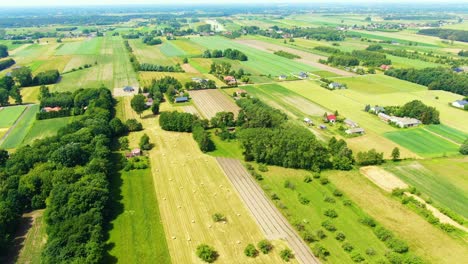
[172,38,206,55]
[327,170,468,264]
[20,86,40,104]
[120,97,291,264]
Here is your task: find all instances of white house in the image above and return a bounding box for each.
[452,100,468,109]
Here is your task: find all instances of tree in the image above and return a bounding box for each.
[460,138,468,155]
[151,101,160,115]
[0,88,9,106]
[196,244,218,263]
[244,244,258,257]
[391,147,400,161]
[0,44,8,58]
[356,149,384,166]
[109,118,128,136]
[119,137,129,150]
[257,240,273,254]
[0,149,8,166]
[131,94,147,117]
[183,57,188,64]
[280,248,294,262]
[139,134,152,150]
[12,67,33,87]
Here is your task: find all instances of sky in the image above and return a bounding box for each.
[1,0,466,7]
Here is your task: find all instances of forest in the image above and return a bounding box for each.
[418,28,468,42]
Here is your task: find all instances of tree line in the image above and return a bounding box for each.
[418,28,468,43]
[0,75,22,106]
[324,48,391,67]
[385,67,468,96]
[0,87,121,263]
[0,44,8,58]
[384,100,440,125]
[202,48,248,61]
[0,58,15,71]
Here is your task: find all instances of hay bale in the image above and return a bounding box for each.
[172,236,176,240]
[208,225,212,228]
[191,219,195,223]
[187,238,191,241]
[178,205,182,209]
[236,213,241,216]
[236,240,241,244]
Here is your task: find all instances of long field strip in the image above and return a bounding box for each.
[129,39,182,65]
[383,157,468,218]
[139,72,225,88]
[21,116,73,145]
[0,105,27,127]
[188,89,241,119]
[423,124,468,144]
[122,98,288,263]
[216,158,319,264]
[190,36,319,76]
[0,105,39,149]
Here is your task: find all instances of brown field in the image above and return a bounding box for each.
[188,89,240,119]
[181,63,200,73]
[235,39,355,76]
[217,158,319,264]
[183,105,202,117]
[360,166,408,192]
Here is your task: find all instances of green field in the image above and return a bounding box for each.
[383,157,468,218]
[16,210,46,264]
[106,167,171,263]
[384,128,460,157]
[160,41,187,57]
[54,37,103,55]
[424,124,468,144]
[21,116,73,145]
[0,105,39,149]
[190,36,319,76]
[0,105,27,127]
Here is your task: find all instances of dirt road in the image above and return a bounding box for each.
[217,158,320,264]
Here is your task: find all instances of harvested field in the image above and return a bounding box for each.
[183,105,201,116]
[216,158,319,264]
[359,166,408,192]
[181,63,200,73]
[235,39,355,76]
[188,89,240,119]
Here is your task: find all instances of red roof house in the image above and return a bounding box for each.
[380,64,391,71]
[42,106,62,112]
[224,76,237,85]
[327,115,337,123]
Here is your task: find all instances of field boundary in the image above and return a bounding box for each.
[422,127,462,146]
[216,158,319,264]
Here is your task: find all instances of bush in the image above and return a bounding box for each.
[279,248,294,262]
[343,200,352,206]
[312,244,330,260]
[374,226,393,242]
[324,196,336,203]
[258,164,268,172]
[324,209,338,218]
[212,213,226,222]
[271,193,280,200]
[313,173,321,179]
[257,240,273,254]
[321,220,337,232]
[244,244,258,257]
[386,238,408,253]
[365,248,376,256]
[333,189,343,197]
[359,217,376,227]
[440,223,456,233]
[303,175,312,183]
[298,194,310,205]
[342,242,354,252]
[335,232,346,241]
[139,134,152,150]
[302,230,318,243]
[320,177,329,185]
[126,119,143,131]
[196,244,218,263]
[284,180,295,190]
[316,229,327,239]
[351,252,365,262]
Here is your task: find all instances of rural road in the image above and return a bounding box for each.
[217,158,320,264]
[235,39,355,77]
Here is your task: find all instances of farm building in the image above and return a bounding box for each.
[192,77,209,83]
[378,112,392,122]
[345,128,365,135]
[380,64,391,71]
[298,72,308,79]
[319,125,327,129]
[278,75,287,80]
[328,82,345,89]
[390,117,421,128]
[42,106,62,112]
[452,100,468,109]
[344,119,358,128]
[303,117,313,126]
[175,96,189,103]
[370,105,385,113]
[326,114,336,123]
[236,89,247,96]
[224,76,237,85]
[123,86,135,92]
[126,148,142,158]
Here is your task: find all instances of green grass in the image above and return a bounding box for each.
[348,31,438,47]
[383,157,468,218]
[106,167,171,264]
[424,124,468,144]
[259,166,390,263]
[190,36,319,76]
[160,41,186,57]
[0,105,38,149]
[207,131,243,159]
[54,37,103,55]
[384,128,460,157]
[22,116,73,145]
[0,105,27,127]
[15,210,47,264]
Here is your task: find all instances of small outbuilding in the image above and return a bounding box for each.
[328,82,344,89]
[345,128,365,135]
[42,106,62,112]
[131,148,141,157]
[278,75,287,80]
[175,96,189,103]
[370,105,385,113]
[452,100,468,109]
[298,72,308,79]
[303,117,313,126]
[123,86,135,92]
[344,119,358,128]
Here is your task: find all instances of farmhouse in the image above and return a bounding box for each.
[278,75,287,80]
[380,64,391,71]
[378,112,391,122]
[224,76,237,85]
[452,100,468,109]
[345,128,365,135]
[390,117,421,128]
[326,114,336,123]
[123,86,135,92]
[328,82,345,89]
[175,96,189,103]
[370,105,385,113]
[298,72,308,79]
[236,89,247,96]
[344,119,358,128]
[42,106,62,112]
[303,117,313,126]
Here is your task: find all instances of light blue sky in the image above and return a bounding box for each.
[0,0,464,7]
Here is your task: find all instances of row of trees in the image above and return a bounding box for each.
[418,28,468,43]
[385,67,468,96]
[0,87,118,262]
[0,44,8,58]
[32,69,60,85]
[385,100,440,124]
[0,58,15,71]
[202,48,248,61]
[0,75,22,106]
[184,80,217,90]
[142,36,162,46]
[139,63,184,72]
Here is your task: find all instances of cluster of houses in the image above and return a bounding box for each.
[451,99,468,109]
[306,114,365,135]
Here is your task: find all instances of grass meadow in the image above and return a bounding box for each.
[0,105,27,127]
[21,116,73,145]
[0,105,38,149]
[383,157,468,218]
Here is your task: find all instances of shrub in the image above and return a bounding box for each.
[246,164,254,171]
[252,171,263,181]
[365,248,376,256]
[386,238,409,253]
[302,230,318,243]
[335,232,346,241]
[316,229,327,239]
[258,164,268,172]
[333,189,343,197]
[279,248,294,262]
[212,213,226,222]
[324,209,338,218]
[342,242,354,252]
[359,217,376,227]
[312,244,330,260]
[258,240,273,254]
[303,175,313,183]
[343,200,352,206]
[294,222,305,231]
[320,177,329,185]
[244,244,258,257]
[271,193,280,200]
[139,134,152,150]
[321,220,337,232]
[374,226,393,241]
[313,173,321,179]
[126,119,143,131]
[196,244,218,263]
[351,252,365,262]
[324,196,336,203]
[440,223,456,233]
[298,194,310,205]
[284,180,295,190]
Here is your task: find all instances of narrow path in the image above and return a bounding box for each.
[0,104,32,145]
[422,128,461,146]
[217,158,320,264]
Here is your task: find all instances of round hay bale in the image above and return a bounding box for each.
[178,206,182,209]
[236,240,241,244]
[191,219,195,223]
[236,213,241,216]
[187,238,191,241]
[208,225,212,228]
[169,178,173,181]
[172,236,176,240]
